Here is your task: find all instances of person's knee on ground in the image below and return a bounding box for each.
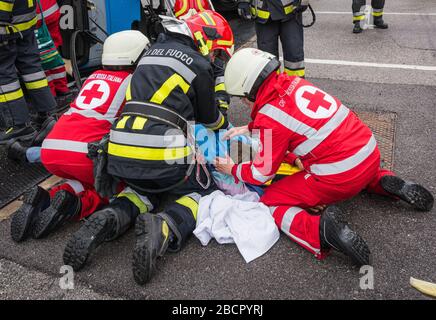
[132,192,201,285]
[63,191,152,271]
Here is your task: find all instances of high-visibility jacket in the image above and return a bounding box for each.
[107,32,229,181]
[41,69,132,171]
[0,0,38,41]
[232,72,379,186]
[239,0,299,23]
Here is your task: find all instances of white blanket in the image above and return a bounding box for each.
[194,190,280,263]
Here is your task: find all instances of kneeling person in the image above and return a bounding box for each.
[9,31,150,242]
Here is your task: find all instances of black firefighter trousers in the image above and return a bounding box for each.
[255,14,305,77]
[0,29,56,128]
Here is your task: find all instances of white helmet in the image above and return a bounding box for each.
[224,48,280,101]
[159,15,193,38]
[102,30,150,67]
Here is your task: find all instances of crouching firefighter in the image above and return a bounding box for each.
[63,11,234,285]
[215,48,434,266]
[8,31,150,242]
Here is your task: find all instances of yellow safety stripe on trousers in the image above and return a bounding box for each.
[116,115,130,129]
[372,11,383,17]
[117,192,149,214]
[264,163,301,185]
[108,142,192,161]
[24,78,49,90]
[0,1,13,12]
[250,7,270,20]
[175,0,188,17]
[0,88,24,103]
[215,83,226,92]
[176,196,199,220]
[353,15,365,21]
[284,68,305,77]
[150,73,190,105]
[7,16,37,33]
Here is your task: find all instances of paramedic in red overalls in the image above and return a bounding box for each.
[215,48,434,266]
[9,31,150,242]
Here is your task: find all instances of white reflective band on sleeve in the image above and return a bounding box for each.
[236,162,250,182]
[105,74,132,119]
[138,56,197,83]
[65,179,85,194]
[110,130,186,148]
[310,134,377,176]
[37,3,59,20]
[251,165,274,183]
[63,108,116,123]
[42,139,89,154]
[12,12,37,23]
[21,71,46,82]
[259,104,317,138]
[269,206,278,216]
[293,105,350,156]
[281,207,321,254]
[215,76,225,86]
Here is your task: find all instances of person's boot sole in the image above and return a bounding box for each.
[132,214,154,285]
[380,176,434,211]
[11,187,47,242]
[32,191,76,239]
[63,214,115,271]
[321,207,371,267]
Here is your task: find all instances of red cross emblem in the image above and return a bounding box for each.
[295,85,338,119]
[76,80,110,110]
[81,84,104,104]
[302,90,332,113]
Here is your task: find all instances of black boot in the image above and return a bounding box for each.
[320,206,371,267]
[0,124,35,145]
[6,139,28,163]
[63,198,138,271]
[10,186,50,242]
[353,22,363,33]
[374,17,388,29]
[31,115,56,146]
[380,176,434,211]
[32,190,81,239]
[132,213,171,285]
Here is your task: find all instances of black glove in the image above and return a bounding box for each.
[88,135,118,198]
[296,5,308,13]
[238,2,252,20]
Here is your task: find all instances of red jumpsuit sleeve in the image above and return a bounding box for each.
[231,117,290,185]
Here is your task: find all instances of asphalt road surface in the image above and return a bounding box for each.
[0,0,435,300]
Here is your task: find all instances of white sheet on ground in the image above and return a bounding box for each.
[194,190,280,263]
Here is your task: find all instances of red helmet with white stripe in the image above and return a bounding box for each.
[184,10,234,60]
[173,0,212,18]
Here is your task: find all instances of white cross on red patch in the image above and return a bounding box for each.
[295,85,338,119]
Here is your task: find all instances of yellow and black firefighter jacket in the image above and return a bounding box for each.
[107,32,229,182]
[239,0,299,23]
[0,0,37,41]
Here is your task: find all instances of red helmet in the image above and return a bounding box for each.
[184,10,234,60]
[174,0,212,18]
